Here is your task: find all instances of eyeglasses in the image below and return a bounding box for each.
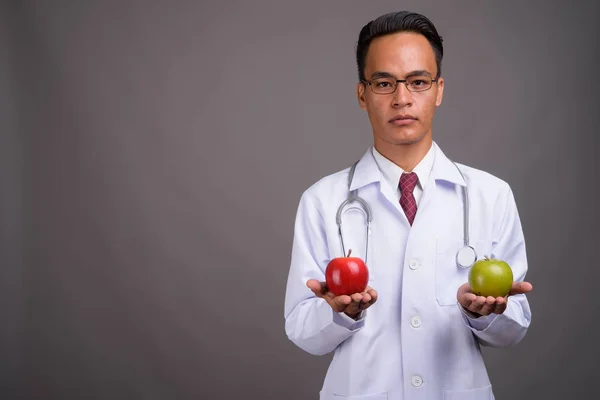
[361,75,438,94]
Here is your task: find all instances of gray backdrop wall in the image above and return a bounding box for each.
[2,0,599,399]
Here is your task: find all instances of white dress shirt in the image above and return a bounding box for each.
[371,143,436,205]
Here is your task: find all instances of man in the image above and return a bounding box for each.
[284,10,533,400]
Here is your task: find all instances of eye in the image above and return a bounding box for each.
[408,76,431,88]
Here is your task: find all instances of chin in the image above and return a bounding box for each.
[395,137,422,145]
[388,131,427,146]
[375,124,430,147]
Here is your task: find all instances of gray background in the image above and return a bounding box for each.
[1,0,599,399]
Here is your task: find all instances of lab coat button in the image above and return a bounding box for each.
[408,259,420,270]
[411,375,423,387]
[411,316,421,328]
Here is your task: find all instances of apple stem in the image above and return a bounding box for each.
[347,249,352,257]
[484,255,489,261]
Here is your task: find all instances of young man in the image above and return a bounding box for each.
[284,11,533,400]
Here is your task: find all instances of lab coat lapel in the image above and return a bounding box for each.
[349,147,405,214]
[412,142,467,227]
[348,143,467,226]
[430,142,467,187]
[348,146,381,192]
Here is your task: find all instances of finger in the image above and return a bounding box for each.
[468,296,486,313]
[509,281,533,296]
[357,295,375,313]
[306,280,327,297]
[350,293,364,303]
[492,297,507,314]
[366,288,378,304]
[457,282,471,296]
[361,292,372,303]
[478,296,496,316]
[463,293,477,303]
[330,295,352,311]
[348,293,365,314]
[459,292,477,309]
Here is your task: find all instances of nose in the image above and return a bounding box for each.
[392,82,412,107]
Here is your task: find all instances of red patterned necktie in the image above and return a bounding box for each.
[399,172,419,226]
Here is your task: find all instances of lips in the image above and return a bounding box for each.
[389,115,417,126]
[389,115,417,122]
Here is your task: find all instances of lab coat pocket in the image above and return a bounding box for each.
[320,391,388,400]
[435,238,489,306]
[442,384,492,399]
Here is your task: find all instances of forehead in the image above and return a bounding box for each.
[364,32,437,77]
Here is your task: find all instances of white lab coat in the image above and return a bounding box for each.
[284,141,531,400]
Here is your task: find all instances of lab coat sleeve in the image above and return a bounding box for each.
[284,191,366,356]
[459,185,532,347]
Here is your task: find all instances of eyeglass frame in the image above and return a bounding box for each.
[360,74,439,94]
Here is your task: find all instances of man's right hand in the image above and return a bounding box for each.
[306,279,378,319]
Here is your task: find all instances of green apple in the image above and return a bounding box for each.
[468,256,513,297]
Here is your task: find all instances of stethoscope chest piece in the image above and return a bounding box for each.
[456,245,477,269]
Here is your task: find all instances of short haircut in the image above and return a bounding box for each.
[356,11,444,81]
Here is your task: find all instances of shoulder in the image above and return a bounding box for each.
[455,162,511,193]
[433,141,512,199]
[291,165,353,224]
[453,162,517,214]
[301,165,351,204]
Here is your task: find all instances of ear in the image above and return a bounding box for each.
[357,81,367,110]
[435,77,444,107]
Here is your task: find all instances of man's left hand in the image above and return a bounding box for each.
[457,281,533,317]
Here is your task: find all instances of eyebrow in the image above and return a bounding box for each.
[370,70,434,79]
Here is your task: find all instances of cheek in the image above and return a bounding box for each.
[419,99,437,121]
[366,100,388,124]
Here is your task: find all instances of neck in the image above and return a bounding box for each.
[373,136,433,172]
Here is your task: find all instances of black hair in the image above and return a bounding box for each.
[356,11,444,81]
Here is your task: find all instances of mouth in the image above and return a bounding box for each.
[389,115,417,126]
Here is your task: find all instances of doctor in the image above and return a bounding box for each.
[283,10,533,400]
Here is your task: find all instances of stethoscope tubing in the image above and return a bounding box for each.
[336,158,476,269]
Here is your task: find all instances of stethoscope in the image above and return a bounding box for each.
[336,160,477,269]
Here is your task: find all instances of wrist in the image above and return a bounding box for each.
[461,304,481,318]
[344,311,359,320]
[344,310,365,320]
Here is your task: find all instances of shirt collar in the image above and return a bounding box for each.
[348,141,466,192]
[371,142,436,192]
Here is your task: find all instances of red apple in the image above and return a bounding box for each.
[325,249,369,296]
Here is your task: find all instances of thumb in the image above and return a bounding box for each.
[509,281,533,295]
[306,279,327,296]
[457,282,471,296]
